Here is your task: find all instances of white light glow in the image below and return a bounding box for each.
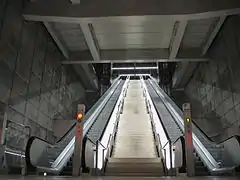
[112,67,158,70]
[5,151,25,158]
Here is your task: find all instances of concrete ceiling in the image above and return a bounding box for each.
[23,0,240,65]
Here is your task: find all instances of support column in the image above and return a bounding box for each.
[182,103,195,177]
[72,104,85,176]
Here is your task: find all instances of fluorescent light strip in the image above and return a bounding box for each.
[112,67,158,70]
[119,74,150,76]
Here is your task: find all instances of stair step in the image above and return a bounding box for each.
[108,158,162,164]
[106,172,163,176]
[106,165,163,172]
[106,158,164,176]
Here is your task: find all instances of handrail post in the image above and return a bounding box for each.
[73,104,85,177]
[169,141,173,175]
[95,142,98,175]
[183,103,195,177]
[164,149,167,175]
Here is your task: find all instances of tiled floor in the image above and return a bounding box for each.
[1,175,239,180]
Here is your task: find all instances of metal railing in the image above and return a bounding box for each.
[4,120,31,154]
[4,120,32,171]
[96,134,112,171]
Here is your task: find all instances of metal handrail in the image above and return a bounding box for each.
[172,136,183,145]
[98,134,112,150]
[95,100,123,170]
[160,137,170,150]
[98,93,124,163]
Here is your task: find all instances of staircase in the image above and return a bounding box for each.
[105,158,164,176]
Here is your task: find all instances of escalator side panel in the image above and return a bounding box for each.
[145,80,182,143]
[148,77,236,173]
[28,78,123,174]
[87,81,125,143]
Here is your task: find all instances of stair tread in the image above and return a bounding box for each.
[108,158,162,163]
[106,172,163,176]
[107,163,162,168]
[106,158,164,175]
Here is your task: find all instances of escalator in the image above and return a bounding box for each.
[104,80,164,176]
[26,76,126,175]
[145,76,238,175]
[26,74,239,176]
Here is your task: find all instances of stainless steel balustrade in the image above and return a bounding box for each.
[94,76,130,171]
[30,77,123,174]
[148,76,236,174]
[141,77,182,171]
[87,80,125,143]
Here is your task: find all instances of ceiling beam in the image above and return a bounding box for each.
[172,62,198,88]
[64,48,208,63]
[44,22,69,58]
[169,20,187,60]
[101,49,169,60]
[61,58,208,64]
[79,23,100,61]
[44,23,98,89]
[70,0,80,4]
[202,16,227,55]
[79,64,98,88]
[23,0,240,23]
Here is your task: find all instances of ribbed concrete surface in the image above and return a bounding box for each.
[113,80,156,158]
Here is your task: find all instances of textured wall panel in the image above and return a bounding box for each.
[0,0,86,154]
[185,15,240,142]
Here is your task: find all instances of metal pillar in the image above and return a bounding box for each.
[182,103,195,176]
[72,104,85,176]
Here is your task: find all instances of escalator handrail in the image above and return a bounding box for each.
[31,77,121,148]
[34,77,122,173]
[148,78,218,167]
[148,77,236,172]
[151,77,240,155]
[172,136,183,145]
[50,78,122,170]
[141,77,172,148]
[141,77,173,170]
[95,77,130,170]
[170,95,239,145]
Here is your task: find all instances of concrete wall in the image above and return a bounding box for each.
[185,15,240,142]
[0,0,86,154]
